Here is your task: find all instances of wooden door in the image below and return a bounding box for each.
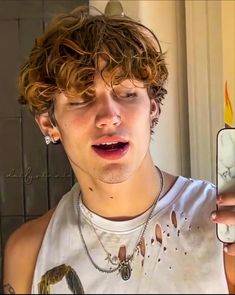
[0,0,88,287]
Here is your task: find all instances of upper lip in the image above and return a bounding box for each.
[92,136,129,146]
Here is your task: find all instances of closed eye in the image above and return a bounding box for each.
[118,92,137,100]
[67,98,94,107]
[126,92,137,97]
[69,102,86,106]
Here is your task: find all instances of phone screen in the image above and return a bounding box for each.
[216,128,235,243]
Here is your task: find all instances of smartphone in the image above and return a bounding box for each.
[216,128,235,243]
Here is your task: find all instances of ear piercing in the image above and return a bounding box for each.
[44,135,58,145]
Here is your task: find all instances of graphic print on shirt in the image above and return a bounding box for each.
[31,180,228,293]
[38,264,84,294]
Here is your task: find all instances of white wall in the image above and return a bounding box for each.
[185,1,224,183]
[222,0,235,121]
[89,0,190,177]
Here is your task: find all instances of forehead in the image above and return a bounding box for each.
[93,75,145,91]
[94,58,144,89]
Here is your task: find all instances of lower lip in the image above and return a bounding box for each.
[92,144,129,160]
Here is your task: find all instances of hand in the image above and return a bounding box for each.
[211,192,235,256]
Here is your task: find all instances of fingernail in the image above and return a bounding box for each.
[211,212,217,220]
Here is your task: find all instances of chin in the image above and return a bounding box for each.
[97,163,132,184]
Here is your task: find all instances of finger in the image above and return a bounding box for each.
[224,243,235,256]
[217,193,235,206]
[211,210,235,224]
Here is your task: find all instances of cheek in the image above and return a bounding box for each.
[129,111,152,142]
[133,107,151,126]
[57,117,86,144]
[60,112,90,131]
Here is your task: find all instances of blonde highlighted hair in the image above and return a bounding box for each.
[18,5,168,127]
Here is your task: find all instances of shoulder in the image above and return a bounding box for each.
[164,171,216,198]
[5,207,55,250]
[178,175,215,196]
[181,176,216,207]
[3,208,55,294]
[164,174,216,220]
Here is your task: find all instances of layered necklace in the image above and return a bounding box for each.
[77,166,164,281]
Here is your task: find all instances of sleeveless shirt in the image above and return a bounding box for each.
[31,176,228,294]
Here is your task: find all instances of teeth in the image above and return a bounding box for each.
[98,142,118,146]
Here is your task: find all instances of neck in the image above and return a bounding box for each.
[73,154,163,220]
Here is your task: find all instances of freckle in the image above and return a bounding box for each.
[197,226,200,229]
[175,248,178,251]
[151,238,155,245]
[167,233,170,237]
[158,258,161,262]
[184,217,187,221]
[148,255,150,258]
[89,187,93,191]
[163,231,166,234]
[184,252,187,255]
[189,226,191,230]
[169,266,172,270]
[163,247,167,252]
[109,196,114,199]
[166,224,169,227]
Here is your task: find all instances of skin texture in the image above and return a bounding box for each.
[37,74,160,219]
[3,73,235,293]
[3,209,55,294]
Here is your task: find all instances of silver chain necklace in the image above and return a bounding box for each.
[77,166,164,281]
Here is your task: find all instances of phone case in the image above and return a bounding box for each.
[216,128,235,243]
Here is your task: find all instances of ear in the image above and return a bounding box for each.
[35,112,61,142]
[150,99,160,121]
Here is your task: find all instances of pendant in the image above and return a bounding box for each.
[119,261,131,281]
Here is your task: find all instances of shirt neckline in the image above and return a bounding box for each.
[76,175,189,234]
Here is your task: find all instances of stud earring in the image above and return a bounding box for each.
[44,135,51,145]
[44,135,58,145]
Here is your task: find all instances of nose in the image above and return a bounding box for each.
[95,96,122,129]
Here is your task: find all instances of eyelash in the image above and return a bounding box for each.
[68,92,137,107]
[118,92,137,99]
[68,99,94,107]
[69,102,87,106]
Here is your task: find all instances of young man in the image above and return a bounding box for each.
[3,6,235,294]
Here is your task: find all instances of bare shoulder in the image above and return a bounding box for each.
[3,208,55,294]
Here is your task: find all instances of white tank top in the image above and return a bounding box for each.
[31,176,228,294]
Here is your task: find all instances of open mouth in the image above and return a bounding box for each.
[92,141,129,160]
[92,142,128,151]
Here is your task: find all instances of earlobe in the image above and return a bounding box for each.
[35,113,61,142]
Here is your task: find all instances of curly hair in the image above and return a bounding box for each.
[18,6,168,127]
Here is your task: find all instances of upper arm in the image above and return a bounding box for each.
[224,252,235,294]
[3,228,36,294]
[3,209,55,294]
